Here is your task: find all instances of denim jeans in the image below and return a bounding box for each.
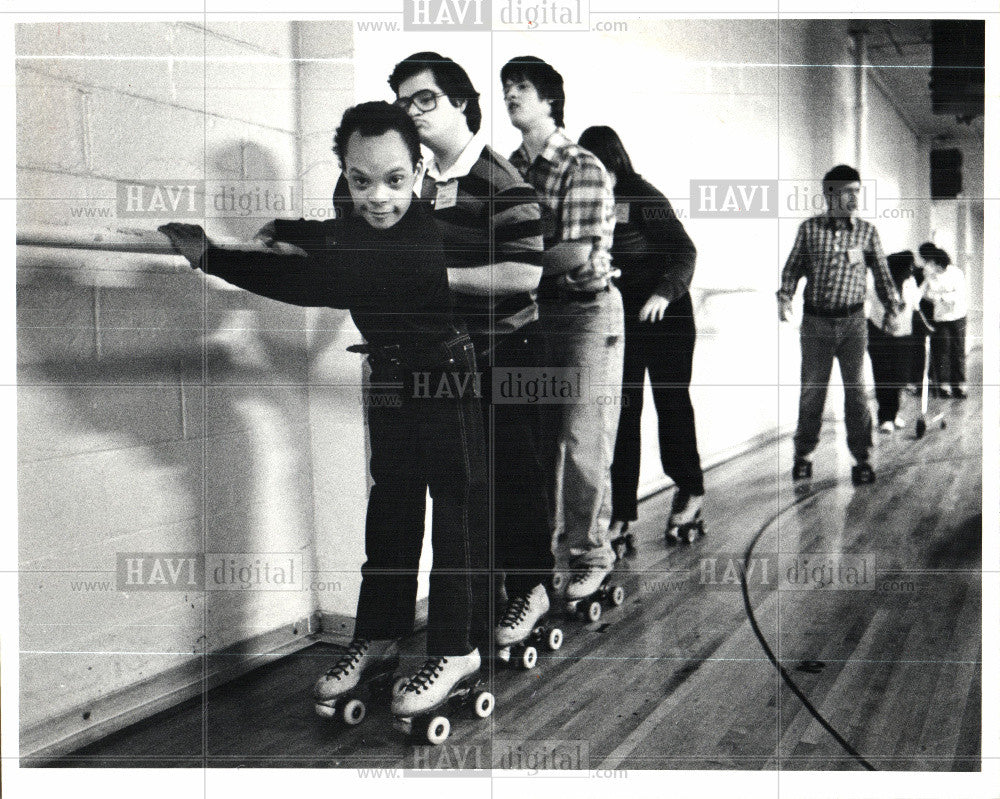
[535,286,625,569]
[482,327,555,598]
[353,334,490,657]
[793,311,872,463]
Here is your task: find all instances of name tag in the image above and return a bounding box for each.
[614,202,630,223]
[846,246,863,265]
[434,180,458,210]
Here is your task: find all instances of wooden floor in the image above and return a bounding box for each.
[44,365,983,771]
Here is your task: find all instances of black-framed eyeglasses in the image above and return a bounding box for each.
[394,90,447,113]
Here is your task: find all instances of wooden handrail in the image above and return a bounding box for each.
[16,224,263,256]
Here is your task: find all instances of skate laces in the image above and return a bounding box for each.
[499,594,531,629]
[405,656,448,695]
[325,638,369,680]
[569,565,604,586]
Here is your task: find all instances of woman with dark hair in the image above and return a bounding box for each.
[578,125,705,546]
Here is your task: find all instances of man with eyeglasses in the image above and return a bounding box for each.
[502,55,624,602]
[386,53,556,665]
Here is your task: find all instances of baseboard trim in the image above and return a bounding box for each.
[21,613,320,765]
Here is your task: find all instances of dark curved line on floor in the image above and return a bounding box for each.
[739,485,877,771]
[736,451,977,772]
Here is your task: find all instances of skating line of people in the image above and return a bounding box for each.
[159,53,965,737]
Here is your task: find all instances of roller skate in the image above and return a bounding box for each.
[664,490,706,546]
[391,649,494,745]
[313,638,406,725]
[495,583,563,670]
[564,563,626,623]
[609,520,635,561]
[850,461,876,485]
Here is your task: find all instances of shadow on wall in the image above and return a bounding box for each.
[17,140,333,662]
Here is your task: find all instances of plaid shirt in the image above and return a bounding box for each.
[779,214,901,312]
[509,129,615,254]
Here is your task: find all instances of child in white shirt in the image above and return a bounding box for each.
[922,246,968,398]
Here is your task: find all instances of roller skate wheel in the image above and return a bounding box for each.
[520,646,538,670]
[426,716,451,745]
[552,573,566,592]
[341,698,366,726]
[586,600,602,623]
[392,676,410,698]
[547,627,564,651]
[610,585,625,607]
[314,701,337,719]
[613,541,627,561]
[497,646,512,663]
[941,419,947,428]
[686,527,700,544]
[665,527,680,546]
[472,691,495,719]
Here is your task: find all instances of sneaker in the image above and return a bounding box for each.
[894,415,906,429]
[314,638,398,704]
[496,583,550,647]
[565,563,612,601]
[937,386,952,398]
[879,420,895,434]
[669,491,704,526]
[391,649,481,717]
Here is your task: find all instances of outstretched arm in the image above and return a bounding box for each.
[159,222,351,308]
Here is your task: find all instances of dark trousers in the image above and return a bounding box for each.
[867,321,907,424]
[611,292,704,523]
[353,336,490,657]
[481,327,555,598]
[931,317,967,389]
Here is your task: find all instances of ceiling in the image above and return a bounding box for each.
[861,19,984,143]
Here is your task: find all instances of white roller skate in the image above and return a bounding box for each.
[391,649,494,745]
[665,490,706,545]
[564,563,625,623]
[313,638,405,725]
[495,583,563,669]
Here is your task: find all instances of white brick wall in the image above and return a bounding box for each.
[16,20,355,739]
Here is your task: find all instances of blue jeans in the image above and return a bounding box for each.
[793,311,872,463]
[535,287,624,569]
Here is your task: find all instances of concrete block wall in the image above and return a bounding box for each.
[16,21,358,748]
